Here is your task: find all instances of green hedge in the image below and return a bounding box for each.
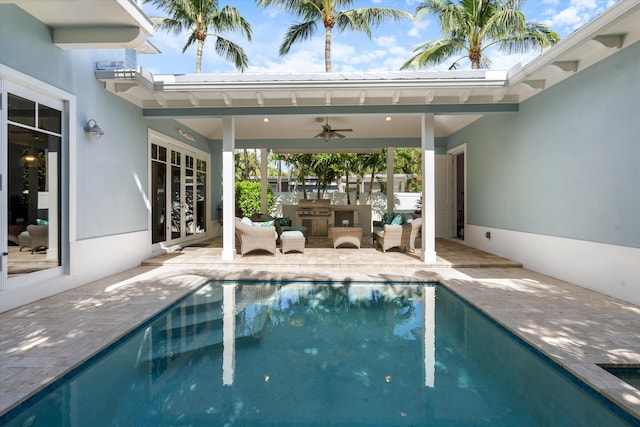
[235,181,273,217]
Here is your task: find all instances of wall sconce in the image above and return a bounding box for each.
[85,119,104,139]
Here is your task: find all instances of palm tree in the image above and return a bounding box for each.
[256,0,410,72]
[287,153,314,199]
[145,0,252,73]
[401,0,560,70]
[362,150,387,203]
[394,148,422,192]
[311,153,340,198]
[337,153,356,204]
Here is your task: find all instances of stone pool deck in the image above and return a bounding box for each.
[1,238,639,422]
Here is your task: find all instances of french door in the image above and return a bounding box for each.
[150,131,208,247]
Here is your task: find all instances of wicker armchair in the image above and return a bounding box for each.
[234,217,277,256]
[19,225,49,253]
[373,217,422,253]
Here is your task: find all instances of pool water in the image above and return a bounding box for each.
[1,282,636,426]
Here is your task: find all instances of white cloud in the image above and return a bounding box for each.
[484,49,538,71]
[542,0,608,33]
[408,17,430,38]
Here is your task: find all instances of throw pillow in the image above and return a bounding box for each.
[382,212,395,225]
[391,214,403,225]
[277,216,291,227]
[252,220,275,227]
[241,217,253,226]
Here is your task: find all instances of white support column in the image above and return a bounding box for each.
[260,148,268,214]
[386,148,394,212]
[421,114,437,263]
[423,285,435,387]
[222,116,236,260]
[222,283,236,386]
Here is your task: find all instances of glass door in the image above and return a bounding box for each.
[150,134,208,247]
[3,90,62,279]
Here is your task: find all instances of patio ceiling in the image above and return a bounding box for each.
[92,0,640,149]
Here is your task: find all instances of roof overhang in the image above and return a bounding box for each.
[2,0,154,49]
[93,0,639,143]
[508,0,640,101]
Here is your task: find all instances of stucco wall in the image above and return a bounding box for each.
[446,40,640,304]
[0,5,215,311]
[448,40,640,250]
[1,4,213,241]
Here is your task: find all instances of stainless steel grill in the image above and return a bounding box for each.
[296,199,331,217]
[296,200,331,237]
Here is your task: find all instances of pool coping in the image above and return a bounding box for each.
[1,265,639,423]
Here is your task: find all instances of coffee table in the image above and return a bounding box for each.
[328,224,363,249]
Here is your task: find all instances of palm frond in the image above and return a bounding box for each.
[213,37,249,72]
[400,38,463,70]
[406,0,560,70]
[212,6,252,41]
[336,8,410,37]
[279,20,318,55]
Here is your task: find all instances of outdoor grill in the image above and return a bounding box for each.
[296,199,332,217]
[296,199,331,237]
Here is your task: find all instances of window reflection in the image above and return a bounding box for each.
[6,96,61,276]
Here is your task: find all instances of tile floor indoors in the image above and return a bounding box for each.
[1,238,639,422]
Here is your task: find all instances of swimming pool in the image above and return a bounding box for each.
[1,281,636,426]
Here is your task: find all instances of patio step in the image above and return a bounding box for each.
[137,285,269,364]
[138,306,269,363]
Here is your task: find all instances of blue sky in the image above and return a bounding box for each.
[138,0,617,75]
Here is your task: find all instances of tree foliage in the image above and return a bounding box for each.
[256,0,410,72]
[235,180,273,217]
[402,0,560,70]
[145,0,252,73]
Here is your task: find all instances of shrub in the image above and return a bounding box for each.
[235,181,273,217]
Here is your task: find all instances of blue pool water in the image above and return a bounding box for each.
[1,281,636,426]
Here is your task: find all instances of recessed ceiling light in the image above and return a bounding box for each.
[385,116,392,122]
[263,118,270,123]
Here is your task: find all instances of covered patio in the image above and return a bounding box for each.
[97,69,520,263]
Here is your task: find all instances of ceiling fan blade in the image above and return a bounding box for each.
[331,128,353,132]
[333,132,346,138]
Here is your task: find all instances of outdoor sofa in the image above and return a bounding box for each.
[19,224,49,253]
[250,213,308,243]
[234,217,277,255]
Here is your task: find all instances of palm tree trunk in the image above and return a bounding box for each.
[243,149,250,180]
[196,39,204,74]
[324,26,332,72]
[345,171,351,205]
[277,159,282,192]
[367,167,377,204]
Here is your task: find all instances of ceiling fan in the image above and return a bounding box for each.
[314,117,352,142]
